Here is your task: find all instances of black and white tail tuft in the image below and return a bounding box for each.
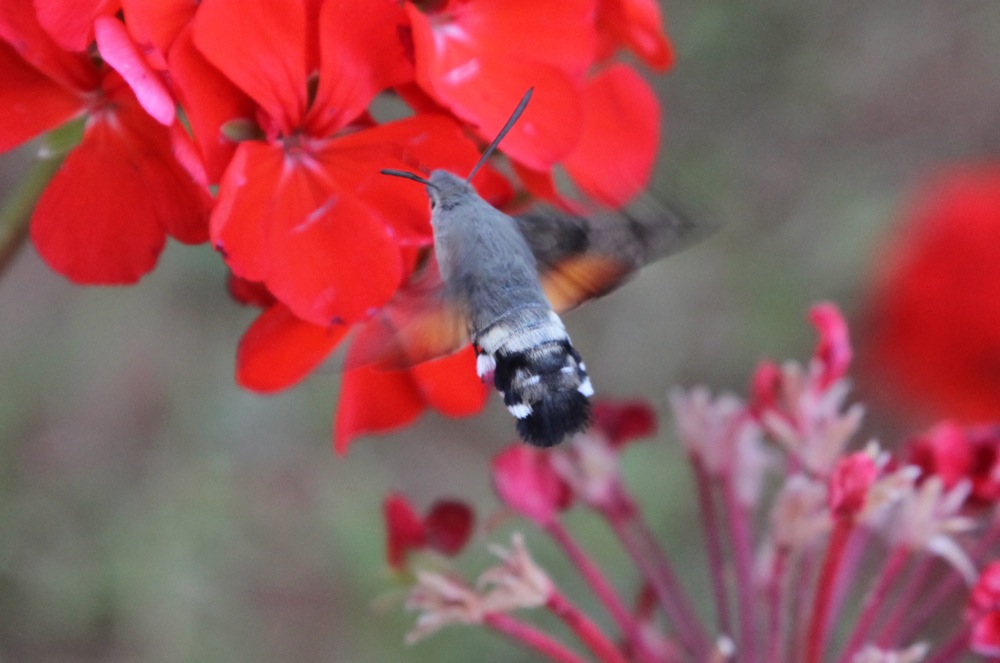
[482,337,593,448]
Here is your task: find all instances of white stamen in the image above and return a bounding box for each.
[508,403,533,419]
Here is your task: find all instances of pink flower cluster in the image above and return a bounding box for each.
[383,303,1000,662]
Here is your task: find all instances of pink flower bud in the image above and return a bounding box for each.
[384,493,426,570]
[492,446,572,525]
[809,302,852,390]
[828,451,880,518]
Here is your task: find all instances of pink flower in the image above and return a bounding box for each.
[492,446,572,526]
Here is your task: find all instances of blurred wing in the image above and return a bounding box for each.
[515,196,715,313]
[348,257,470,370]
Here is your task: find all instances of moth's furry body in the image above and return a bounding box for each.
[428,171,592,447]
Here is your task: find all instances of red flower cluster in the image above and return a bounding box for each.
[861,165,1000,424]
[1,0,672,449]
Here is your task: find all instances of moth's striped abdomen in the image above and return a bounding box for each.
[475,310,593,447]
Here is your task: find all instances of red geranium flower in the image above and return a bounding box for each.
[861,165,1000,423]
[0,0,210,283]
[383,493,474,570]
[1,0,677,452]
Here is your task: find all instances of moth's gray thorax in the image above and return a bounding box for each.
[427,171,559,350]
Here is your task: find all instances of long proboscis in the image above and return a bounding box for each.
[465,88,533,183]
[380,169,438,189]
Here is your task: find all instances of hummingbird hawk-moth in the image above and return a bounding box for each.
[370,90,707,447]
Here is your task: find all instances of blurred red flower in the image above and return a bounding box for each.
[861,165,1000,423]
[383,493,474,570]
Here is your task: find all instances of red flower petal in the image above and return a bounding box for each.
[193,0,308,133]
[236,303,348,393]
[596,0,674,70]
[563,65,659,206]
[423,500,474,556]
[328,115,513,243]
[269,179,403,326]
[305,0,413,136]
[334,361,426,455]
[0,40,83,151]
[168,26,255,183]
[383,493,427,570]
[412,346,489,417]
[418,0,597,75]
[228,274,277,308]
[334,342,491,453]
[94,16,175,125]
[511,162,560,204]
[31,75,209,283]
[0,0,97,89]
[592,398,657,447]
[407,2,587,170]
[34,0,118,52]
[210,142,276,280]
[492,445,572,525]
[120,0,197,61]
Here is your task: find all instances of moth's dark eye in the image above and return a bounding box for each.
[430,199,437,210]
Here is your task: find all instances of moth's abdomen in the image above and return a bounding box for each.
[474,312,593,447]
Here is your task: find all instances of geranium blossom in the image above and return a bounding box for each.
[0,0,210,283]
[861,165,1000,423]
[0,0,673,449]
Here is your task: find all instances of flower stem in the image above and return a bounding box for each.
[603,488,710,657]
[546,590,630,663]
[691,458,733,637]
[0,153,63,282]
[806,518,855,663]
[720,471,759,663]
[484,613,590,663]
[765,547,790,663]
[836,545,910,663]
[892,509,1000,646]
[545,520,662,663]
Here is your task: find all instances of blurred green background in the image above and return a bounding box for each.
[1,1,998,660]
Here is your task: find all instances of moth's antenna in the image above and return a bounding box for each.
[466,88,533,183]
[381,169,439,190]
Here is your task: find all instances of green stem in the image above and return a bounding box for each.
[0,153,64,281]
